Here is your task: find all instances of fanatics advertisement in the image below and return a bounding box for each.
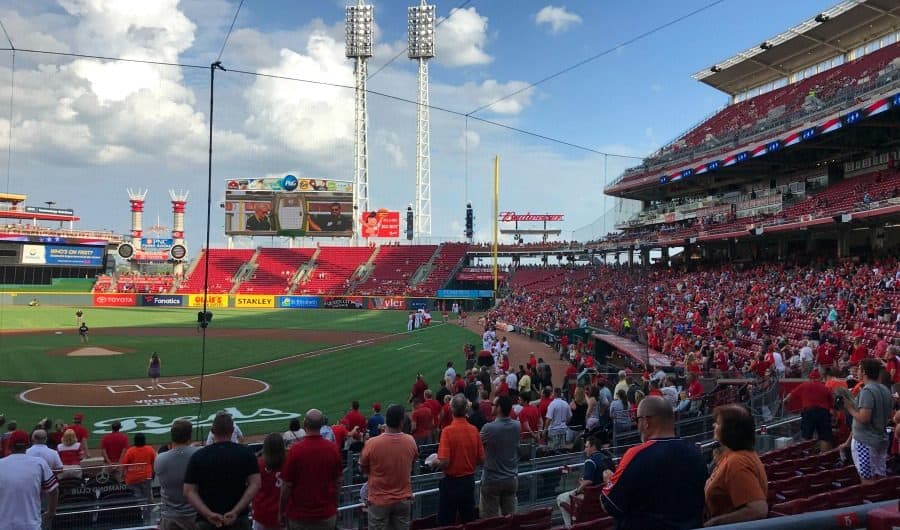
[359,209,401,238]
[139,294,184,307]
[224,175,354,237]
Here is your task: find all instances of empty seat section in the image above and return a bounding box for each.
[176,249,254,294]
[354,245,437,295]
[296,246,374,295]
[237,248,315,294]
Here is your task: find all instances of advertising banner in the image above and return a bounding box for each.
[234,295,275,308]
[140,238,174,249]
[186,293,229,308]
[277,296,320,309]
[408,299,430,311]
[455,271,507,282]
[139,294,184,307]
[437,289,494,299]
[322,296,364,309]
[24,205,74,216]
[360,209,400,238]
[366,297,407,310]
[224,176,354,237]
[22,244,105,267]
[93,294,136,307]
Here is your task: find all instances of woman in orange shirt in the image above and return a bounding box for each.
[704,404,768,527]
[121,432,156,520]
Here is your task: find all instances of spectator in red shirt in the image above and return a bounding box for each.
[423,390,443,420]
[849,338,868,366]
[517,394,541,442]
[783,375,834,452]
[67,413,89,452]
[411,399,434,445]
[252,433,285,530]
[408,374,428,404]
[342,401,367,433]
[280,409,343,529]
[100,421,128,479]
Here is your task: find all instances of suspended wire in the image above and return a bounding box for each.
[216,0,246,63]
[467,0,728,116]
[0,46,645,159]
[367,0,472,81]
[0,19,13,49]
[1,20,13,194]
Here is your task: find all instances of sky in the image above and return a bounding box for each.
[0,0,840,250]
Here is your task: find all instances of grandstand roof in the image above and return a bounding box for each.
[692,0,900,95]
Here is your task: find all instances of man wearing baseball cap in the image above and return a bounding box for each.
[67,412,90,452]
[0,430,59,529]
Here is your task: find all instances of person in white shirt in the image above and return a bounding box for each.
[444,362,457,387]
[544,388,572,450]
[205,411,244,445]
[0,430,59,530]
[505,371,518,391]
[799,341,814,376]
[25,429,63,471]
[772,351,785,378]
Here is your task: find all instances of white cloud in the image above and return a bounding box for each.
[458,129,480,152]
[377,130,406,168]
[534,6,582,34]
[436,7,492,67]
[457,79,534,115]
[243,33,355,156]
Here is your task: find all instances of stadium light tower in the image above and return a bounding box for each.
[409,1,435,239]
[346,1,374,241]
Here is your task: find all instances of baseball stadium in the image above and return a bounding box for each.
[1,1,899,529]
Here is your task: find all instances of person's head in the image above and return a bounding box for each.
[211,412,235,439]
[7,430,29,453]
[170,419,192,445]
[365,211,377,227]
[860,358,883,382]
[451,394,468,418]
[289,418,301,433]
[254,204,269,220]
[351,400,360,411]
[424,389,433,400]
[618,370,627,381]
[372,402,381,414]
[542,387,552,399]
[573,386,586,404]
[385,404,405,430]
[111,421,122,432]
[303,409,325,433]
[493,395,512,418]
[31,429,48,445]
[712,404,756,451]
[635,396,675,442]
[480,389,490,401]
[73,413,84,424]
[133,433,146,447]
[584,434,605,455]
[447,361,453,368]
[62,428,77,446]
[329,202,342,218]
[151,353,159,360]
[616,389,627,403]
[262,432,286,471]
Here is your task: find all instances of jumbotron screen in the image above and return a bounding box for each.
[224,175,354,237]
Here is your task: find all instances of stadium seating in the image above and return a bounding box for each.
[295,246,375,295]
[236,248,315,294]
[410,243,469,296]
[353,245,437,295]
[618,42,900,187]
[175,249,254,293]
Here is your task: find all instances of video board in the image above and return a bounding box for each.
[20,244,106,267]
[224,175,354,237]
[359,209,400,238]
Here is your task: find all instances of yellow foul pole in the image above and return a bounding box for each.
[492,155,499,294]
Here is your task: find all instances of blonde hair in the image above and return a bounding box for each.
[573,386,587,405]
[62,428,77,446]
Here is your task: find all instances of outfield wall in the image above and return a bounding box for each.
[0,291,496,310]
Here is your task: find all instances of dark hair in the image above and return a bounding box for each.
[495,395,512,416]
[385,404,405,429]
[585,433,607,449]
[134,433,146,447]
[111,421,122,432]
[211,414,234,437]
[289,418,301,432]
[262,433,286,471]
[860,359,883,381]
[713,404,755,451]
[352,400,360,410]
[171,420,192,444]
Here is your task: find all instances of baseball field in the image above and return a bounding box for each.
[0,305,478,443]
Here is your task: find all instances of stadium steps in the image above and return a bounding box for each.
[229,249,262,294]
[287,248,321,294]
[172,249,205,293]
[409,245,443,287]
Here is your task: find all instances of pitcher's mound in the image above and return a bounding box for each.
[67,347,126,357]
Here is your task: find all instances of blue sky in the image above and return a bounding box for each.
[0,0,841,248]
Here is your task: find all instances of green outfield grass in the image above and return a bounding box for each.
[0,306,477,442]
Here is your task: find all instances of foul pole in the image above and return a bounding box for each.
[493,155,499,294]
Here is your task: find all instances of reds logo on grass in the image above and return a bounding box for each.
[92,407,300,435]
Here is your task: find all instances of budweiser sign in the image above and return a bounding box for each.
[499,212,564,222]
